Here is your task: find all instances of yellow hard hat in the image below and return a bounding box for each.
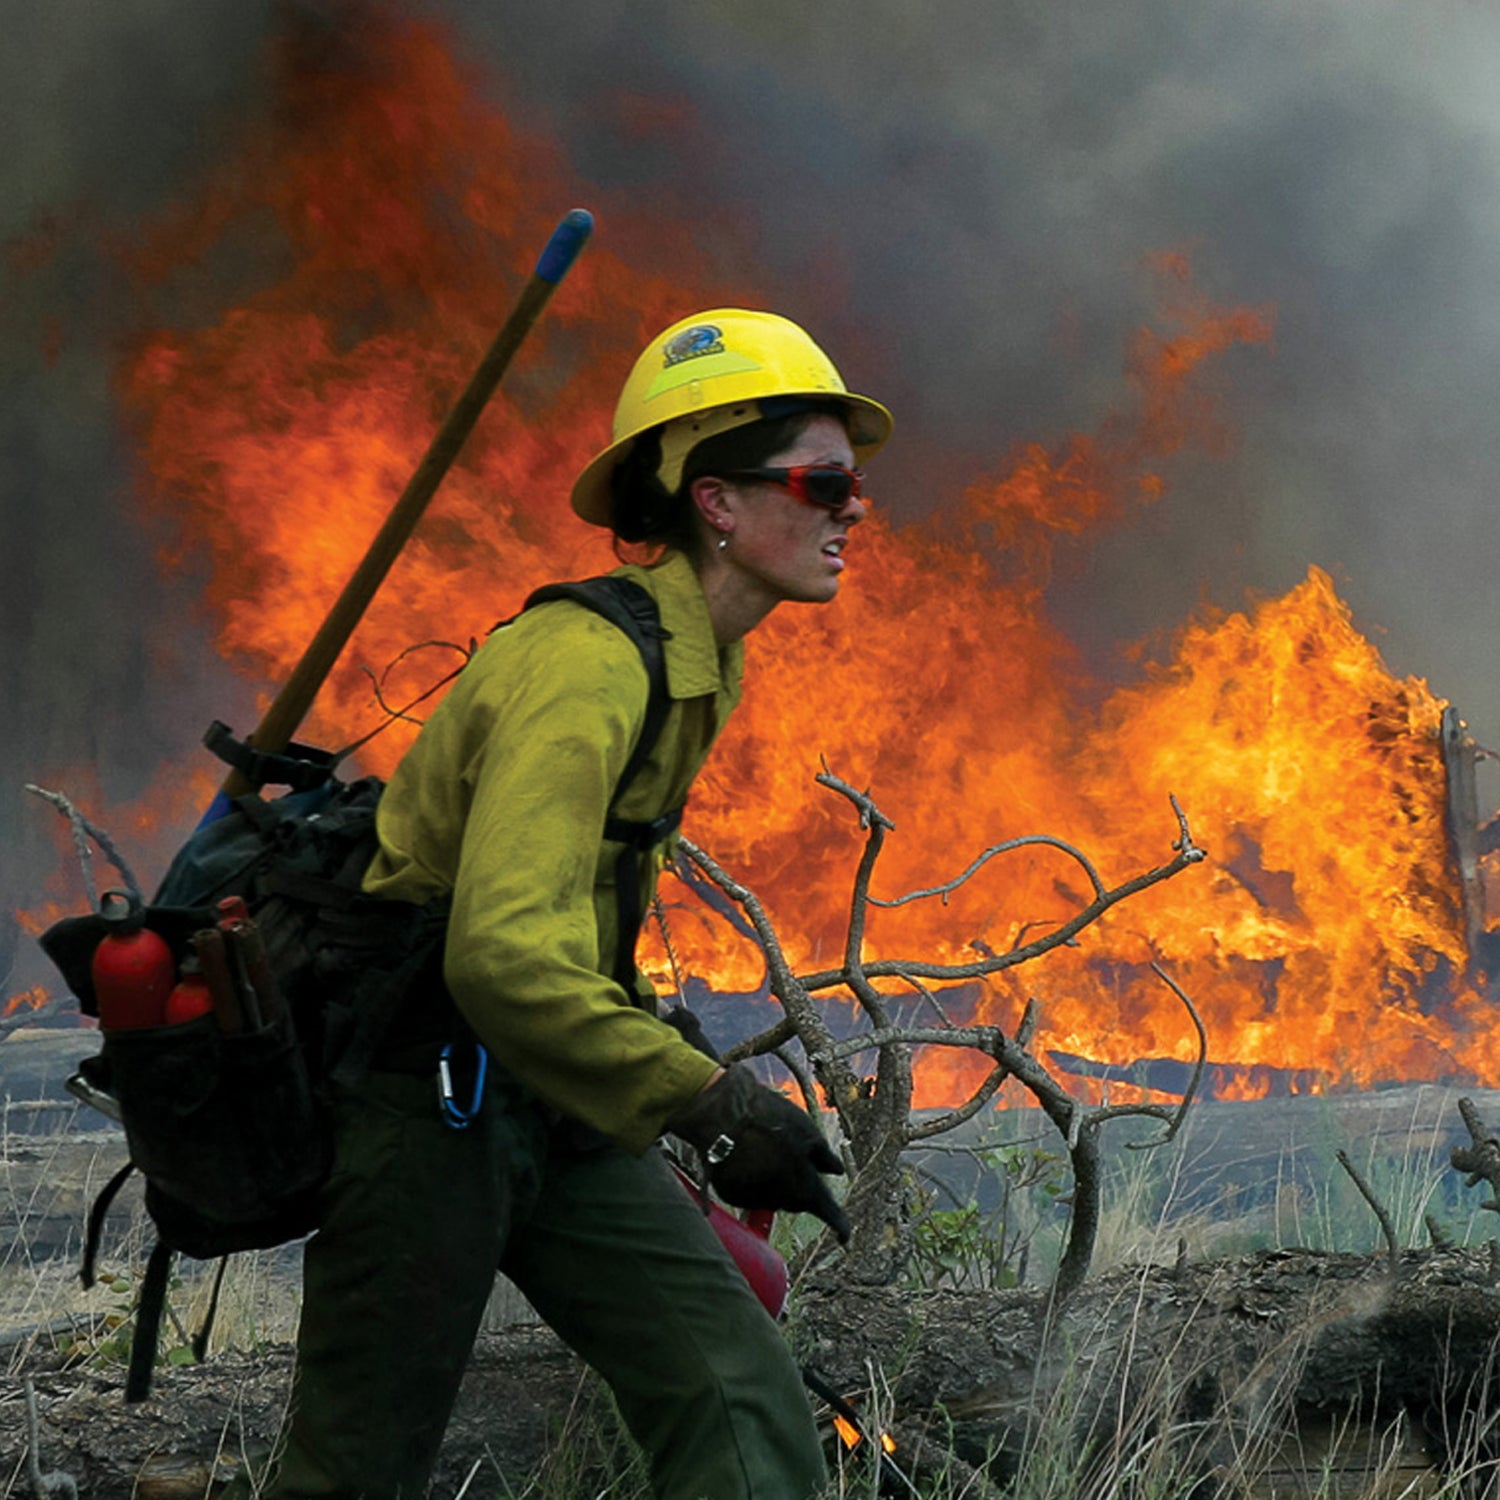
[571,308,893,525]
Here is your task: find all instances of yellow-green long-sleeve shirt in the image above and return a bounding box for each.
[362,550,740,1153]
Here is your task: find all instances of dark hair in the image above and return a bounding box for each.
[608,399,850,561]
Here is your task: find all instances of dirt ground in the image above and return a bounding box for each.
[4,1323,591,1499]
[10,1033,1500,1498]
[9,1245,1500,1499]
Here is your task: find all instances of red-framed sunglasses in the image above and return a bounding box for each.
[725,464,867,510]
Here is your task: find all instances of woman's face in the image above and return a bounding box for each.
[719,414,867,607]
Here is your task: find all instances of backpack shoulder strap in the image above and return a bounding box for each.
[522,577,681,993]
[522,576,674,819]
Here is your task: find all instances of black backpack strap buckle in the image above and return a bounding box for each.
[603,805,684,850]
[203,721,336,793]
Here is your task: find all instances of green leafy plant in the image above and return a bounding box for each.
[910,1144,1069,1291]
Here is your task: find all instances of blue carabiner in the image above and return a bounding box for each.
[438,1042,488,1129]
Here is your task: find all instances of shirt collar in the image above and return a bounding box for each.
[615,550,743,701]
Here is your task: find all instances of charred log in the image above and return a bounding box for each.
[1442,706,1485,970]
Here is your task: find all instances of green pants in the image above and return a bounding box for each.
[265,1062,828,1499]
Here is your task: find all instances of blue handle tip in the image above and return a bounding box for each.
[535,208,594,285]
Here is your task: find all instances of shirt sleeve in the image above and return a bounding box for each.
[440,607,717,1153]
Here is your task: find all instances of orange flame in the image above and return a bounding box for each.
[15,902,70,940]
[20,13,1492,1099]
[4,986,49,1020]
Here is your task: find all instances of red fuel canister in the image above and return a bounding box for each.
[91,890,174,1030]
[670,1165,789,1318]
[164,957,215,1026]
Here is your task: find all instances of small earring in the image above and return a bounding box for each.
[717,533,730,552]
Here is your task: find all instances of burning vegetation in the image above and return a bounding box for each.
[7,11,1495,1112]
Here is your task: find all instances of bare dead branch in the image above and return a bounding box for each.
[1451,1096,1500,1213]
[1337,1148,1400,1268]
[888,968,957,1028]
[1075,972,1204,1147]
[24,1376,77,1500]
[815,771,896,1029]
[676,838,857,1110]
[675,840,813,1020]
[819,1025,1007,1064]
[357,667,425,728]
[1086,1090,1183,1120]
[334,638,478,763]
[24,785,141,908]
[1009,920,1067,950]
[1016,998,1040,1048]
[665,854,762,946]
[814,767,896,834]
[649,896,689,1008]
[873,834,1108,908]
[865,1031,917,1172]
[988,980,1203,1300]
[905,1060,1012,1142]
[798,800,1206,993]
[1169,794,1202,856]
[913,1129,1055,1157]
[721,1015,797,1064]
[1118,963,1206,1150]
[772,1045,822,1118]
[846,973,892,1032]
[673,778,1207,1300]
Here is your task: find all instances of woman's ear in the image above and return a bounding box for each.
[689,475,735,539]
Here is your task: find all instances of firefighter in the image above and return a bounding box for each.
[264,309,892,1499]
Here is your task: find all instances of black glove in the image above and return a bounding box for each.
[660,1005,723,1063]
[668,1064,850,1244]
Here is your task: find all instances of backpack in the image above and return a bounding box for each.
[38,575,680,1399]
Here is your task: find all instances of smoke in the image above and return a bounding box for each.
[7,0,1500,942]
[1,0,273,933]
[438,0,1500,719]
[495,3,1500,816]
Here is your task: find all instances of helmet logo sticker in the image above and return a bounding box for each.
[662,324,725,367]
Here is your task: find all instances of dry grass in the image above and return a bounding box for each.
[9,1084,1500,1498]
